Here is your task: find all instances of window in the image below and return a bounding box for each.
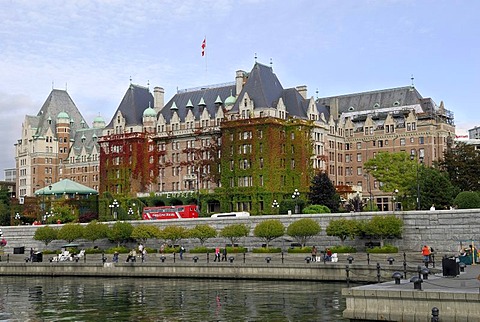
[357,167,363,175]
[419,137,424,144]
[356,153,362,162]
[400,138,406,146]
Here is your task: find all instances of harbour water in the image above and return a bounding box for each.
[0,277,349,321]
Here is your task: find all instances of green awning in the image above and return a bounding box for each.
[35,179,98,196]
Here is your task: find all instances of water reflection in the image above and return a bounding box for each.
[0,277,349,321]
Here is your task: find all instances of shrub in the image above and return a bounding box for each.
[454,191,480,209]
[252,247,282,253]
[302,205,331,214]
[106,246,130,254]
[287,247,312,253]
[329,245,357,253]
[189,246,216,253]
[366,244,398,253]
[226,246,247,254]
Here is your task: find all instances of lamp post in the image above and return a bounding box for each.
[410,155,424,210]
[292,189,300,214]
[109,199,120,220]
[392,189,399,211]
[272,199,280,215]
[127,207,134,219]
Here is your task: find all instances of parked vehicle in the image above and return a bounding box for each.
[142,205,199,220]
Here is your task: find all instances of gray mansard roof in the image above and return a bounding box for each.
[161,84,236,122]
[317,86,423,113]
[105,84,154,128]
[33,89,88,138]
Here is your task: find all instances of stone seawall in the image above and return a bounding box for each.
[1,209,478,253]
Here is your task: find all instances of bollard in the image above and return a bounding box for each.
[417,265,423,279]
[160,255,166,263]
[421,267,429,280]
[84,253,87,263]
[387,257,395,265]
[305,256,311,263]
[7,254,9,263]
[367,253,370,265]
[243,252,246,264]
[173,252,176,263]
[345,265,350,288]
[403,252,406,263]
[376,263,381,283]
[459,262,466,272]
[347,256,354,264]
[431,307,439,322]
[265,257,271,264]
[392,272,402,285]
[228,256,234,263]
[192,256,199,263]
[206,251,209,263]
[410,276,423,290]
[403,260,407,279]
[281,252,284,264]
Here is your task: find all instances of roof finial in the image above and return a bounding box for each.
[270,58,273,69]
[65,82,68,91]
[254,53,257,63]
[147,80,150,90]
[316,88,319,99]
[129,76,132,84]
[410,74,415,91]
[52,81,54,90]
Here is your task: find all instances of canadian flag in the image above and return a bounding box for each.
[201,38,206,56]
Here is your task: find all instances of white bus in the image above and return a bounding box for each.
[210,211,250,218]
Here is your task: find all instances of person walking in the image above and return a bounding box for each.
[214,247,220,262]
[422,245,431,267]
[179,245,185,260]
[221,247,227,261]
[311,246,317,262]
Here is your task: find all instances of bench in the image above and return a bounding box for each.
[365,241,381,248]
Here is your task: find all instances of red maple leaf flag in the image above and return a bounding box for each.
[201,37,206,56]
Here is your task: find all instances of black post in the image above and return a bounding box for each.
[281,251,284,264]
[84,253,86,263]
[173,252,176,263]
[403,260,407,279]
[346,265,350,288]
[376,262,381,283]
[403,252,407,262]
[243,252,246,264]
[367,253,370,265]
[431,307,439,322]
[207,251,209,264]
[431,254,435,268]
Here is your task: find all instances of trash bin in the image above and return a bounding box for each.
[32,252,43,262]
[442,256,459,276]
[13,246,25,254]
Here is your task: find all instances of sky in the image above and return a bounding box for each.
[1,0,479,176]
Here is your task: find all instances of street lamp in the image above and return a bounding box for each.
[392,189,399,211]
[410,155,424,210]
[292,189,300,214]
[109,199,120,220]
[127,207,134,219]
[272,199,280,215]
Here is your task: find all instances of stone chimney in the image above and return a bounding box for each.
[236,70,246,96]
[154,86,164,112]
[296,85,308,99]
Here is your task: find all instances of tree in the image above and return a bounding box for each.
[362,215,403,247]
[326,218,359,245]
[189,224,217,246]
[33,226,58,247]
[57,223,84,244]
[439,142,480,192]
[253,219,285,248]
[286,218,321,247]
[220,224,249,246]
[131,224,161,246]
[83,220,109,247]
[406,167,457,210]
[161,225,188,246]
[364,151,416,196]
[308,171,340,212]
[0,188,10,226]
[453,191,480,209]
[107,221,134,247]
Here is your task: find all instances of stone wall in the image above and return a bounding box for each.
[1,209,478,253]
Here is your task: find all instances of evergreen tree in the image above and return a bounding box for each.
[439,142,480,192]
[307,171,340,212]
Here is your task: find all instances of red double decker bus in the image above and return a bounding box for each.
[142,205,199,220]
